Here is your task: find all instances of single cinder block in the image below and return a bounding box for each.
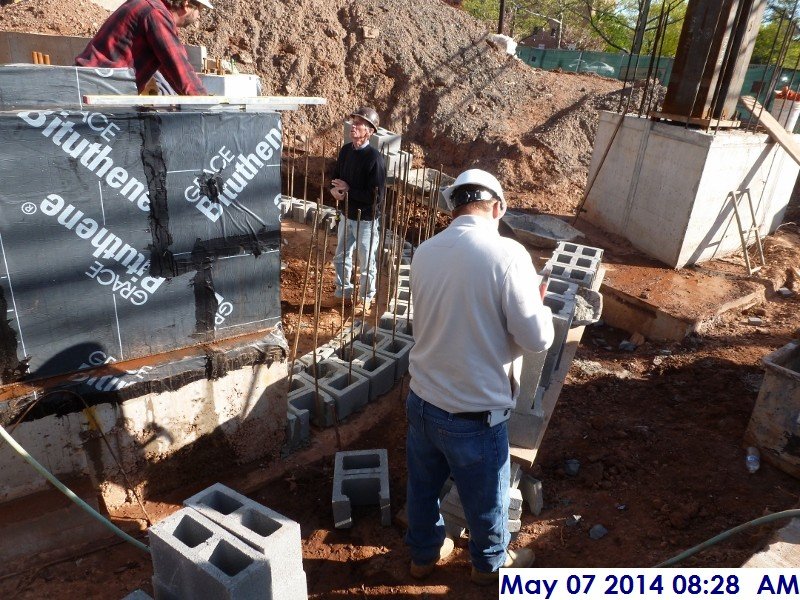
[519,474,544,516]
[376,336,414,382]
[288,373,337,427]
[184,483,307,600]
[291,199,312,223]
[540,293,576,388]
[369,127,402,155]
[313,360,370,421]
[550,251,601,272]
[390,299,413,321]
[278,196,292,218]
[545,260,595,288]
[332,449,391,528]
[508,519,522,533]
[509,487,523,513]
[379,312,413,336]
[508,405,546,450]
[149,508,270,600]
[544,277,578,299]
[336,341,397,401]
[555,241,604,261]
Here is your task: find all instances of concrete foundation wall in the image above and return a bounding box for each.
[0,360,288,508]
[585,112,799,268]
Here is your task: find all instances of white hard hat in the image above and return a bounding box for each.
[441,169,505,211]
[193,0,213,9]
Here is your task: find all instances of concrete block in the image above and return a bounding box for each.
[151,576,179,600]
[508,519,522,533]
[555,241,604,262]
[519,474,543,516]
[379,312,413,336]
[544,277,578,299]
[285,407,309,450]
[389,298,413,320]
[184,483,307,600]
[507,406,545,450]
[336,341,397,401]
[314,359,370,421]
[332,449,391,528]
[544,257,596,288]
[122,590,153,600]
[540,293,576,387]
[509,487,523,513]
[149,508,270,600]
[278,196,292,218]
[376,336,414,382]
[510,461,523,489]
[291,199,311,223]
[550,251,601,272]
[288,373,337,427]
[369,127,402,155]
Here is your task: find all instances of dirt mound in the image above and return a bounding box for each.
[0,0,623,212]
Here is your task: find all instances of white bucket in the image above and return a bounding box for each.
[769,97,800,132]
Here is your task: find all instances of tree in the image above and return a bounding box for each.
[752,0,800,67]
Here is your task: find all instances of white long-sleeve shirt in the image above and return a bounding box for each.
[409,214,554,414]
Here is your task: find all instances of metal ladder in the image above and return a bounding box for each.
[729,189,765,275]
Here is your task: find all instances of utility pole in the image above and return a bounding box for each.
[498,0,506,34]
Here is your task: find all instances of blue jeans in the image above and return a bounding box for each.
[332,216,380,300]
[404,390,511,573]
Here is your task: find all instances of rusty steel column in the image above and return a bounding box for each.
[662,0,767,121]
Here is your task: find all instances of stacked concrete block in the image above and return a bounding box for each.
[544,277,578,299]
[184,483,307,600]
[332,449,391,528]
[540,290,577,387]
[390,299,413,322]
[290,198,313,224]
[279,195,293,218]
[288,373,337,427]
[149,508,270,600]
[441,462,525,536]
[371,331,414,382]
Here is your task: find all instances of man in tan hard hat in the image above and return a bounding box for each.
[404,169,554,585]
[329,107,386,311]
[76,0,211,95]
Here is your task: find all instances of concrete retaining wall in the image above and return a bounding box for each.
[0,360,288,508]
[584,111,799,268]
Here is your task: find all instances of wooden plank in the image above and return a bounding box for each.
[83,94,326,109]
[510,268,606,466]
[651,111,740,129]
[741,95,800,167]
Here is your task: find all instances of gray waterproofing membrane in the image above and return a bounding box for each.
[0,65,138,110]
[0,109,283,381]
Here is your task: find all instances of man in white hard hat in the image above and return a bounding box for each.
[404,169,554,585]
[329,107,386,310]
[76,0,211,95]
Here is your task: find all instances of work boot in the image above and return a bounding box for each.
[409,537,455,579]
[470,548,535,586]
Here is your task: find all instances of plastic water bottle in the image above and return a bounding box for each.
[745,447,760,473]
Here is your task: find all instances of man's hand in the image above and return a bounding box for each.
[331,178,350,192]
[331,187,345,201]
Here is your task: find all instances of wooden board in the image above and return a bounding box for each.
[83,94,326,109]
[650,111,740,129]
[741,95,800,167]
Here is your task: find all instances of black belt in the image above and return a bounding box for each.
[454,411,487,421]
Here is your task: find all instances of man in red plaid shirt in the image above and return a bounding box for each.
[76,0,211,95]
